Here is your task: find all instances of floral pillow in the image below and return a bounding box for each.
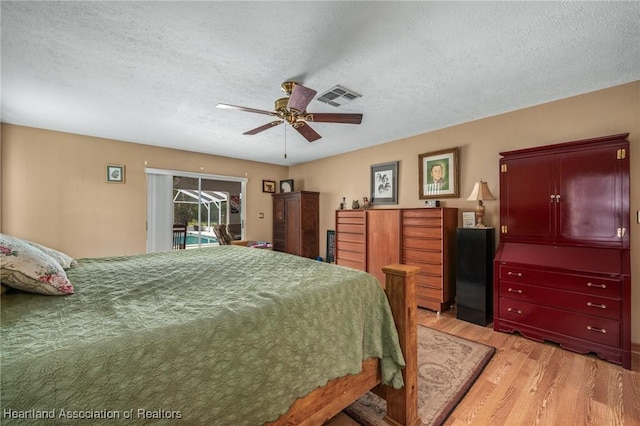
[0,234,74,295]
[27,241,77,269]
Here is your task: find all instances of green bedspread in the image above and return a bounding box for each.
[1,246,404,425]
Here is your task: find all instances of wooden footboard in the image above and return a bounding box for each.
[269,264,419,426]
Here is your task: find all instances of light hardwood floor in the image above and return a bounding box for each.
[327,307,640,426]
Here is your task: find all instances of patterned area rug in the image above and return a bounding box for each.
[344,325,495,426]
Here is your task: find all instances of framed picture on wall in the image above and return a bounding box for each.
[106,164,125,183]
[279,179,294,193]
[262,180,276,193]
[418,147,459,199]
[370,161,399,205]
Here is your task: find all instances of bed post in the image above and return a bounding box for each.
[381,264,419,426]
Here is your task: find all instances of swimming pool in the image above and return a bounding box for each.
[186,233,218,245]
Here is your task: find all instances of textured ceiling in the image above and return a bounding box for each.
[2,1,639,166]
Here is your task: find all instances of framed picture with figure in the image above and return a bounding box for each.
[370,161,398,205]
[262,180,276,193]
[419,148,459,199]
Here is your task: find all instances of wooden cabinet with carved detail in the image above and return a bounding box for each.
[494,134,631,369]
[272,191,319,259]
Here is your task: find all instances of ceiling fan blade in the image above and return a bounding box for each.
[287,83,317,113]
[293,122,321,142]
[243,120,283,135]
[305,113,363,124]
[216,103,276,116]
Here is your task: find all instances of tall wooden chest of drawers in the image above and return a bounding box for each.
[335,208,457,312]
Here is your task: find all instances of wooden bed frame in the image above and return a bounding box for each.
[269,264,420,426]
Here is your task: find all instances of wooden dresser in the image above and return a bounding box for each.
[335,207,457,312]
[272,191,319,259]
[494,134,631,369]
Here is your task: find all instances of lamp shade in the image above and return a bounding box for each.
[466,180,496,201]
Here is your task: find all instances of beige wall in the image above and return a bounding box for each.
[290,81,639,342]
[1,81,638,341]
[0,125,287,257]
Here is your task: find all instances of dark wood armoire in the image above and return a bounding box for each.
[272,191,319,259]
[493,133,631,369]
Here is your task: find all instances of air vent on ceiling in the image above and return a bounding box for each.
[316,85,361,107]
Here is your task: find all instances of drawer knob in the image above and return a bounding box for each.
[587,282,607,289]
[507,307,522,314]
[507,288,523,294]
[587,302,606,309]
[586,325,607,334]
[507,272,523,277]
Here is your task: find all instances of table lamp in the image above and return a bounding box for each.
[466,180,496,228]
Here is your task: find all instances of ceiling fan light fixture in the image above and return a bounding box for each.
[274,97,289,113]
[280,81,295,96]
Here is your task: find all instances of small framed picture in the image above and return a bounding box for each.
[370,161,399,205]
[462,211,476,228]
[106,164,125,183]
[262,180,276,193]
[279,179,294,193]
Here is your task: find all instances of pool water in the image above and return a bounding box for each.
[186,233,218,245]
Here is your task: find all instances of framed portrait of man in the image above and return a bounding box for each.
[418,148,459,199]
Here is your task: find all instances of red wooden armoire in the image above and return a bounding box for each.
[493,133,631,369]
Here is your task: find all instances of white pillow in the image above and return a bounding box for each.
[27,241,77,269]
[0,233,74,295]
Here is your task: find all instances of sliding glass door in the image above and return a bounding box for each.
[146,168,247,252]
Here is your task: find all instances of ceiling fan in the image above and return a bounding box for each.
[216,81,363,142]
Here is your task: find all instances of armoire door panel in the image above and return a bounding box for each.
[556,146,623,246]
[500,155,555,242]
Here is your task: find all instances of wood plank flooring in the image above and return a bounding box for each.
[326,307,640,426]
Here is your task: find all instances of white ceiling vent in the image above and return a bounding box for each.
[316,85,361,107]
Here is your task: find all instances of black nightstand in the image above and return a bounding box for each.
[456,228,495,326]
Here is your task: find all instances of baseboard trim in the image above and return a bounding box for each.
[632,342,640,355]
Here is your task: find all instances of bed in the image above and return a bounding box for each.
[1,239,419,425]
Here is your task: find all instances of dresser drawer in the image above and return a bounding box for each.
[336,211,365,221]
[416,272,442,288]
[402,222,443,235]
[498,264,622,298]
[337,258,365,271]
[499,281,621,320]
[336,248,365,264]
[403,209,442,219]
[499,298,621,348]
[403,248,442,263]
[337,241,364,254]
[417,284,442,301]
[337,223,365,236]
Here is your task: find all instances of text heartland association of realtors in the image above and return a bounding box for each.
[3,408,182,420]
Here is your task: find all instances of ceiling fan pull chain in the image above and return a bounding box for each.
[284,123,287,159]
